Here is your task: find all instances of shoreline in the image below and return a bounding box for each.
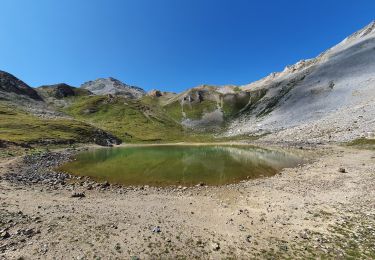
[1,143,374,258]
[1,142,316,189]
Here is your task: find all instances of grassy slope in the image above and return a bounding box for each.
[347,138,375,150]
[64,95,208,142]
[163,99,218,122]
[0,91,256,146]
[162,88,258,124]
[0,104,101,144]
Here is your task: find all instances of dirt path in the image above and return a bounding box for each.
[1,145,374,259]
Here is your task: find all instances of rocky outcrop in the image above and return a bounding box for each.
[163,85,257,131]
[0,71,42,100]
[147,89,162,97]
[81,77,145,99]
[37,83,92,100]
[92,129,122,147]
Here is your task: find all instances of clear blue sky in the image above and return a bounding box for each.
[1,0,374,92]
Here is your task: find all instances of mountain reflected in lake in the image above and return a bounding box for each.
[59,145,305,186]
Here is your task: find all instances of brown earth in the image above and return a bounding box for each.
[0,144,374,259]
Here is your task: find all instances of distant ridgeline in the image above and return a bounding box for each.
[1,21,375,146]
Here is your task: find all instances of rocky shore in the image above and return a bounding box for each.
[1,144,375,259]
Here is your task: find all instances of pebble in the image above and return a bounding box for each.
[0,231,10,239]
[101,181,110,188]
[152,226,161,233]
[211,242,220,251]
[299,230,310,240]
[280,244,288,251]
[71,192,85,198]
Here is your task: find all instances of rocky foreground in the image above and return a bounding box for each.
[1,144,374,259]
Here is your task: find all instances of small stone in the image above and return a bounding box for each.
[71,192,85,198]
[196,240,204,247]
[110,224,118,229]
[114,243,121,251]
[101,181,110,188]
[23,229,34,236]
[246,234,252,242]
[239,224,245,231]
[1,231,10,239]
[299,230,309,239]
[211,242,220,251]
[152,226,161,233]
[280,244,288,251]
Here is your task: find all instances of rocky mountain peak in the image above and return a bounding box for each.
[37,83,92,99]
[347,20,375,41]
[80,77,146,99]
[243,20,375,91]
[147,89,163,97]
[0,70,42,100]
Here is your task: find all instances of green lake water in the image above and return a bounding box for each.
[59,145,304,187]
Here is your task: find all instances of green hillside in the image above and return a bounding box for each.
[64,95,192,142]
[0,104,111,145]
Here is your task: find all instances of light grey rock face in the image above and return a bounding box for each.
[80,77,146,99]
[226,20,375,143]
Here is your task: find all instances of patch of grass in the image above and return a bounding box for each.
[221,93,251,118]
[65,95,193,142]
[0,104,103,145]
[262,212,375,259]
[183,100,218,120]
[347,138,375,149]
[164,99,218,121]
[163,100,184,122]
[233,88,267,117]
[257,84,293,117]
[328,214,375,259]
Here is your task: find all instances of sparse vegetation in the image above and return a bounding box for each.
[182,100,218,120]
[221,93,251,118]
[347,138,375,147]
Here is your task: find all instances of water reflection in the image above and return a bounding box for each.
[59,145,305,186]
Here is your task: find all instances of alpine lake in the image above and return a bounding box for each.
[58,144,306,187]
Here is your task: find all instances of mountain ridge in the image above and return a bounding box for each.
[80,77,146,99]
[228,20,375,143]
[0,70,42,101]
[1,20,375,145]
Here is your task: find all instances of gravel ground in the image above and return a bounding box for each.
[1,144,374,259]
